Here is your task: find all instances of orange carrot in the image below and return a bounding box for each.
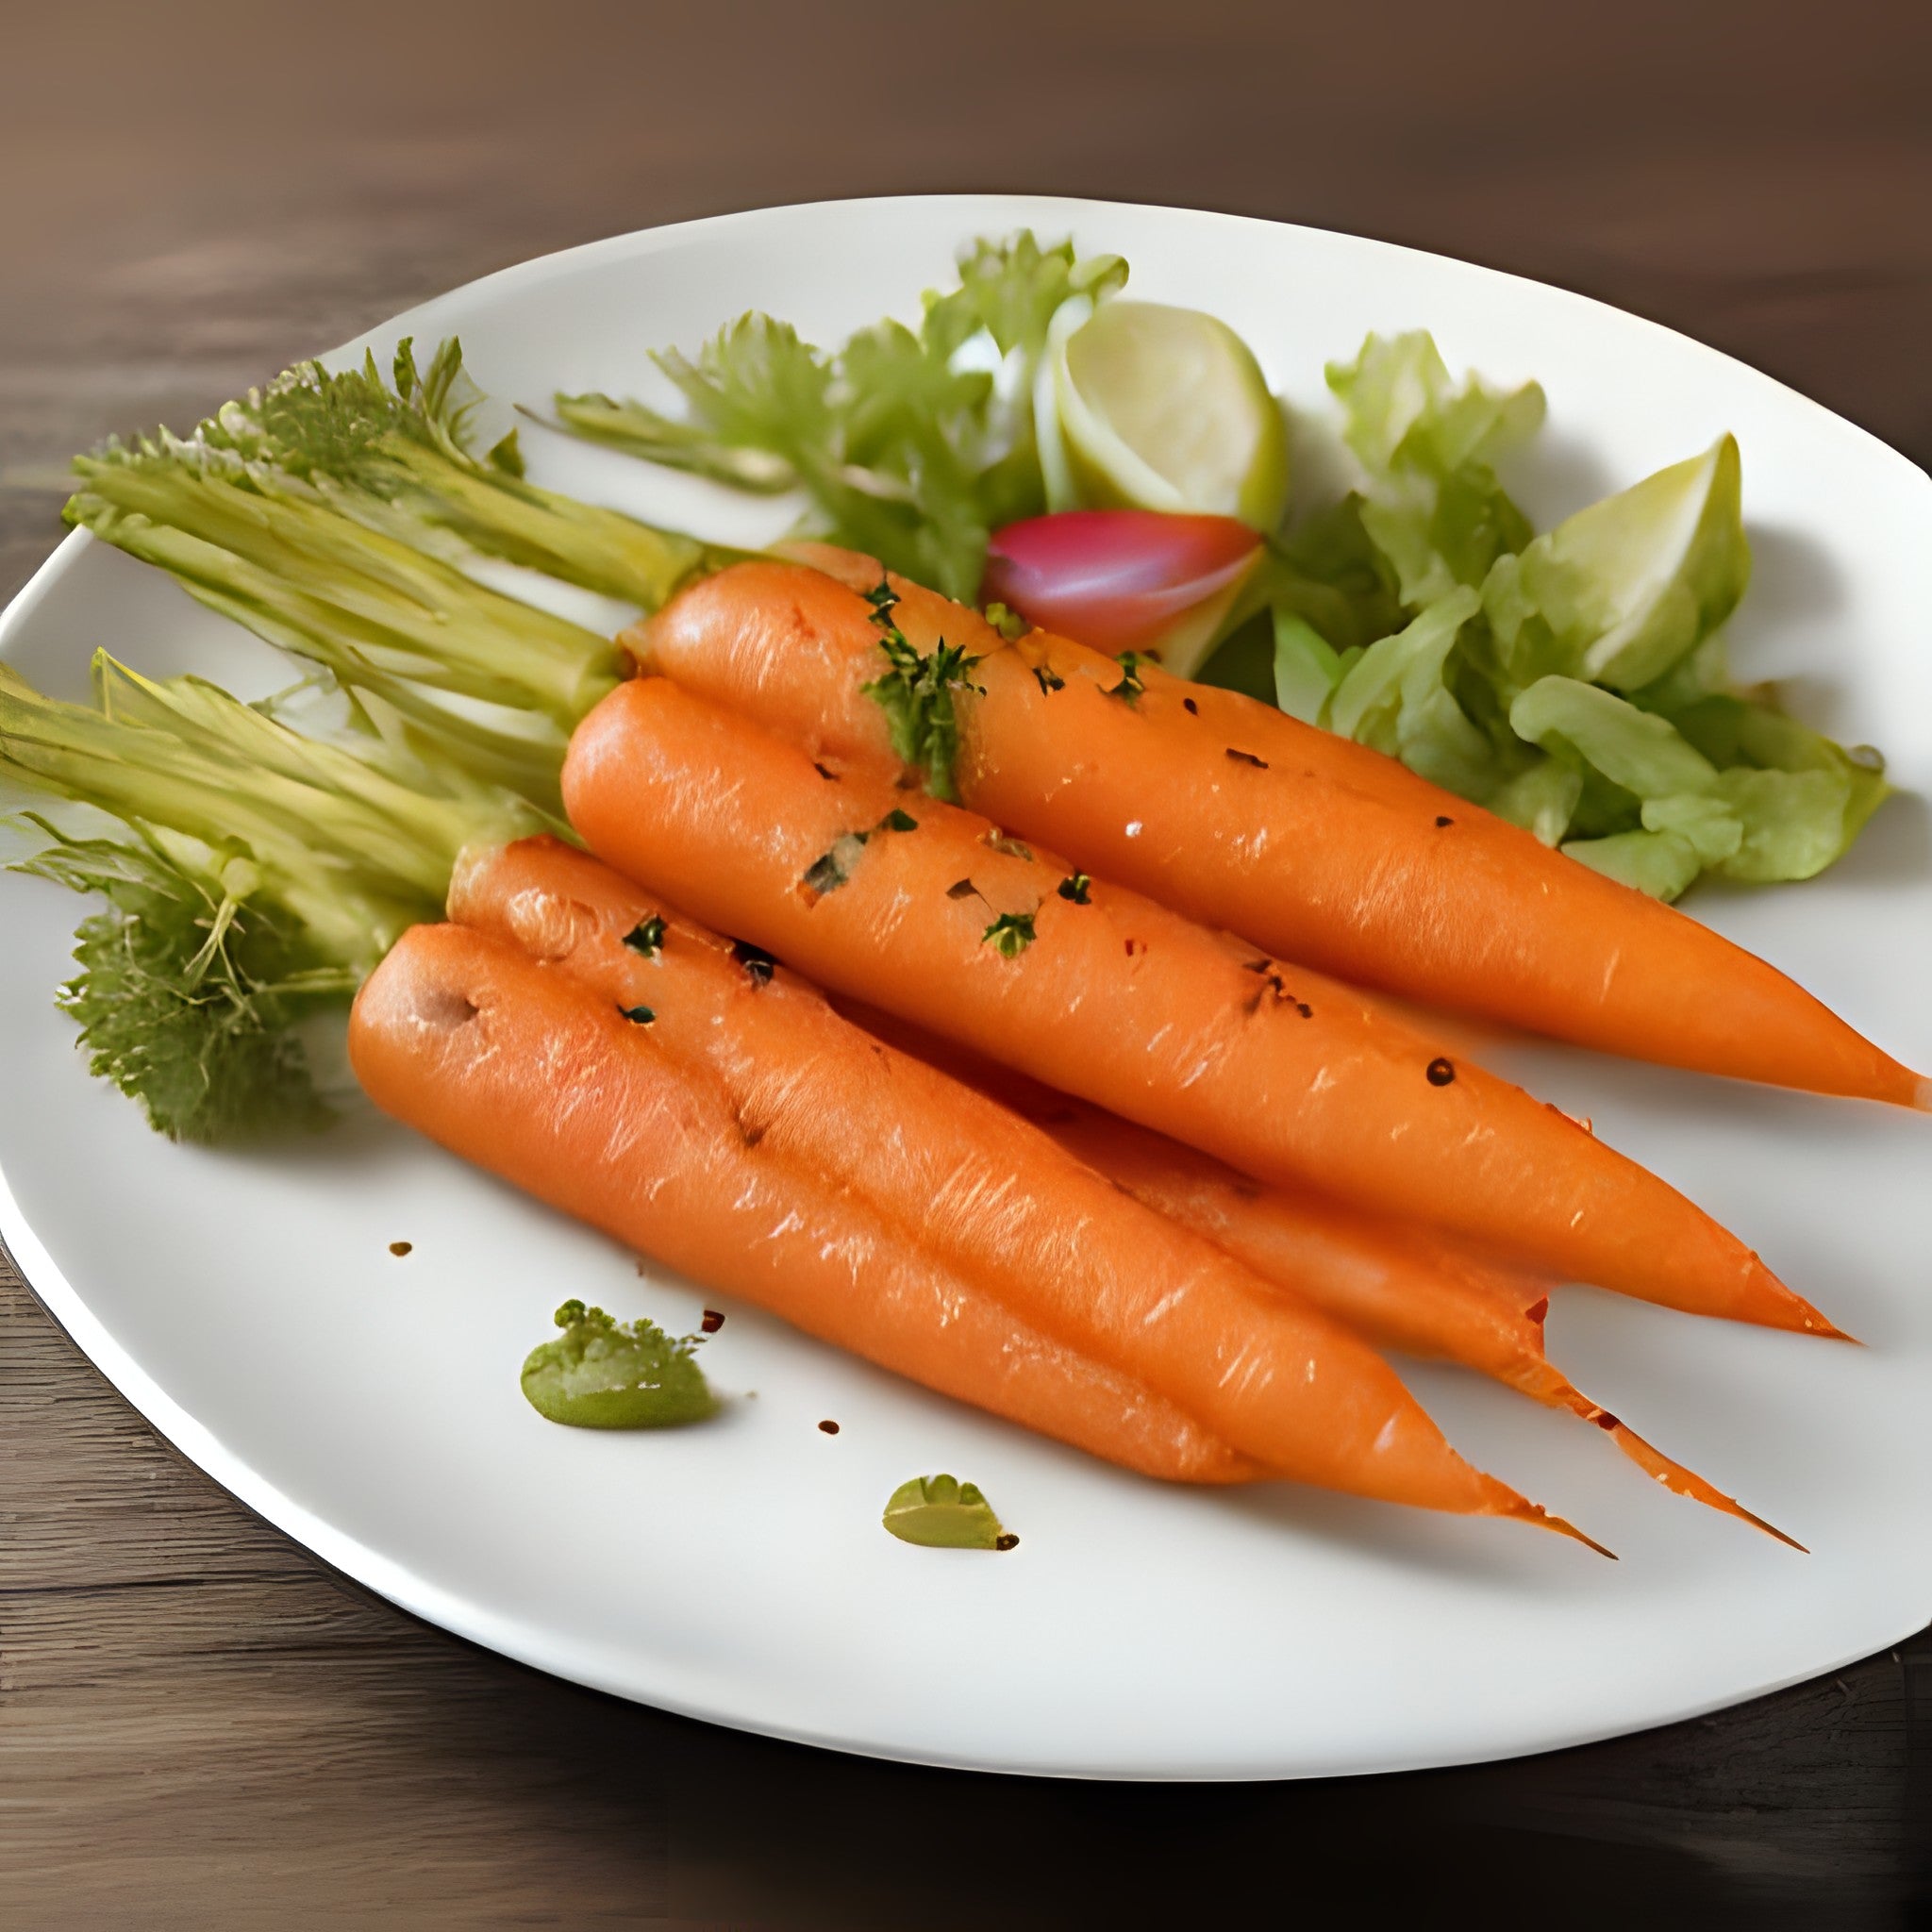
[355,898,1587,1534]
[562,676,1834,1337]
[635,553,1924,1108]
[1040,1109,1801,1546]
[834,999,1798,1545]
[356,923,1242,1485]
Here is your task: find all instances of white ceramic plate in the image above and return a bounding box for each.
[4,196,1929,1781]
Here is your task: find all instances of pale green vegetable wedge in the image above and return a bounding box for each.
[1485,435,1749,692]
[1055,300,1290,528]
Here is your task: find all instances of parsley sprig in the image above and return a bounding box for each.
[858,578,983,802]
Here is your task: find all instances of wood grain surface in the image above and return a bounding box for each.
[3,3,1928,1922]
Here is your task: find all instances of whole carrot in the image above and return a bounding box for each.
[634,553,1924,1108]
[356,904,1587,1533]
[562,676,1834,1336]
[834,999,1799,1545]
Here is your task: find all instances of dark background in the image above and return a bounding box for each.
[3,2,1928,1922]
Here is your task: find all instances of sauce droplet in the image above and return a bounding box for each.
[882,1473,1011,1550]
[818,1419,841,1435]
[389,1241,413,1257]
[1426,1058,1456,1087]
[520,1301,716,1430]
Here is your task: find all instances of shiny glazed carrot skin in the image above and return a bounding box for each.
[1036,1104,1799,1544]
[635,554,1923,1108]
[417,845,1571,1524]
[834,1001,1798,1543]
[562,677,1830,1336]
[355,922,1248,1485]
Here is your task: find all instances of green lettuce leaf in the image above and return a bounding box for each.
[1325,331,1543,607]
[1270,608,1352,724]
[1326,587,1500,797]
[1508,673,1884,889]
[1560,827,1704,901]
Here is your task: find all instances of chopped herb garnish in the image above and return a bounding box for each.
[858,575,983,801]
[1224,748,1269,769]
[813,760,839,781]
[620,1003,657,1025]
[1057,872,1092,905]
[946,877,980,900]
[1435,815,1454,828]
[1030,660,1066,695]
[1104,652,1147,705]
[800,809,921,899]
[799,851,849,897]
[981,910,1038,958]
[623,914,667,958]
[983,601,1029,643]
[732,941,777,984]
[800,830,871,899]
[1182,696,1199,715]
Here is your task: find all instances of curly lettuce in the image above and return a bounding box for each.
[1292,333,1888,897]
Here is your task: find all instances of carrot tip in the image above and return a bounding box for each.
[1616,1426,1807,1549]
[1508,1497,1616,1558]
[1541,1509,1618,1560]
[1755,1264,1857,1342]
[1806,1314,1861,1344]
[1735,1507,1808,1555]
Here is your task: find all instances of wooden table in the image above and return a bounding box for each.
[4,4,1928,1920]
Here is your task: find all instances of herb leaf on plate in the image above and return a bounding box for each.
[555,233,1128,603]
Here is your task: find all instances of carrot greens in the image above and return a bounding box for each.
[1,658,542,1141]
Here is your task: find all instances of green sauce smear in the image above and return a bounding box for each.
[521,1299,717,1429]
[882,1474,1015,1550]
